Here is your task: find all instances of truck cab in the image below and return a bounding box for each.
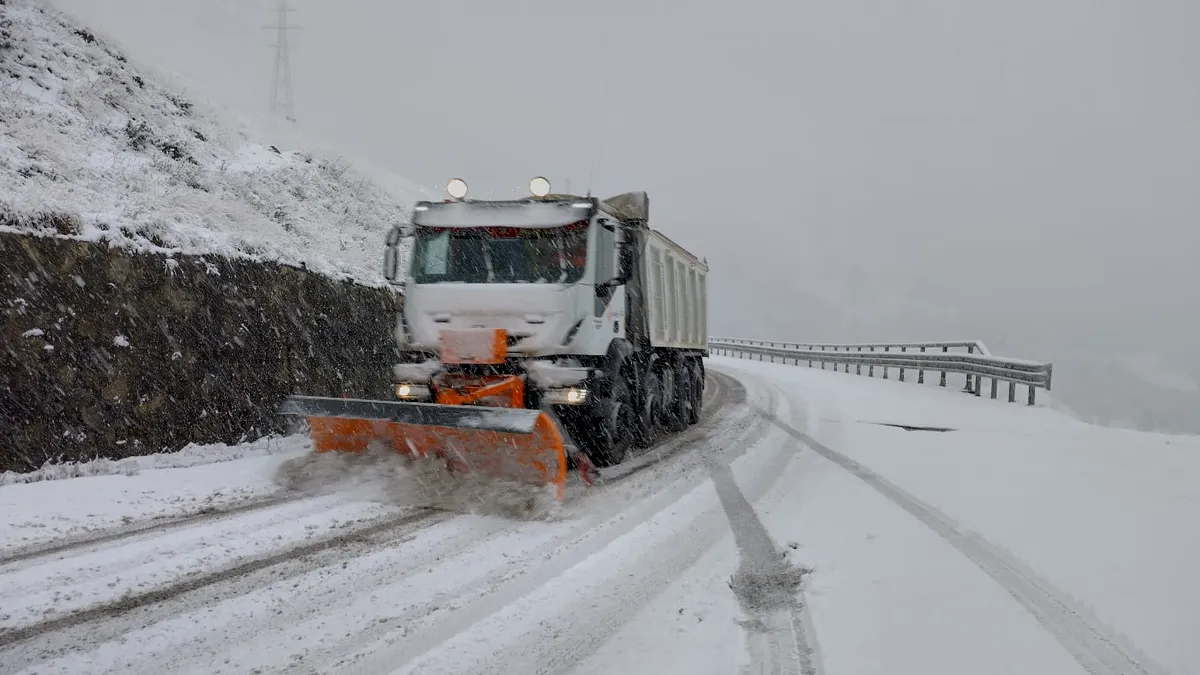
[389,193,628,360]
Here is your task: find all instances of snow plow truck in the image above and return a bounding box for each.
[279,177,709,500]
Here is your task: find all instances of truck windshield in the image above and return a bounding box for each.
[411,223,588,284]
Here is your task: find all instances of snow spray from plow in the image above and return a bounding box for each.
[277,395,570,504]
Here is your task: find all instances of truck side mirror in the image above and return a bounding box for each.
[383,224,411,284]
[597,220,633,288]
[615,224,634,284]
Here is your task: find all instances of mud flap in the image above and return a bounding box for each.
[278,395,569,500]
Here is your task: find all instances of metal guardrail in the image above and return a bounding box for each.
[709,337,1053,405]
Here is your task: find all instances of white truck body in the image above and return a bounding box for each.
[644,229,708,351]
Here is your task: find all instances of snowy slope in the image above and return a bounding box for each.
[0,0,430,285]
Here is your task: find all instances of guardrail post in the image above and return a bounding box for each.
[1028,384,1036,406]
[918,346,925,383]
[940,346,948,387]
[967,344,977,394]
[990,378,998,399]
[807,347,813,368]
[1009,381,1016,403]
[899,346,906,382]
[869,347,875,377]
[821,346,826,370]
[882,346,889,379]
[856,347,862,375]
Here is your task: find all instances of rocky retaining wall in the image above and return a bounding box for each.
[1,231,401,473]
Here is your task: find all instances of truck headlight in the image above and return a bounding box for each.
[395,383,432,401]
[543,387,588,405]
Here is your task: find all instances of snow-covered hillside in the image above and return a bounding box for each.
[0,0,429,285]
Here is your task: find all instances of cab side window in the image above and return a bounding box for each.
[595,221,615,285]
[593,221,618,317]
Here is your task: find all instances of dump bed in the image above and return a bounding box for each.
[642,228,708,351]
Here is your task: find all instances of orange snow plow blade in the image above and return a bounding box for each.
[277,395,569,500]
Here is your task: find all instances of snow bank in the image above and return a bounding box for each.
[0,434,304,486]
[0,438,312,551]
[0,0,427,285]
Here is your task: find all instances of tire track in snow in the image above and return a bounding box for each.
[759,409,1169,675]
[0,495,422,634]
[0,492,305,568]
[0,508,445,653]
[704,454,819,675]
[3,512,522,675]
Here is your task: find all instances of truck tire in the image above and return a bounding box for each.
[685,359,702,425]
[585,376,633,467]
[663,364,689,433]
[632,367,658,449]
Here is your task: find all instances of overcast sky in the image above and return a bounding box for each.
[53,0,1200,430]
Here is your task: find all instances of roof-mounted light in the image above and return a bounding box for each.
[446,178,468,200]
[529,176,551,197]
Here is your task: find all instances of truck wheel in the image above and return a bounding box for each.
[586,377,633,467]
[685,359,703,425]
[656,365,673,426]
[664,364,689,433]
[633,367,657,449]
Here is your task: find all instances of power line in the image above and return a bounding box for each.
[265,0,299,122]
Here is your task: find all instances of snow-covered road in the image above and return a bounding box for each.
[1,358,1195,675]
